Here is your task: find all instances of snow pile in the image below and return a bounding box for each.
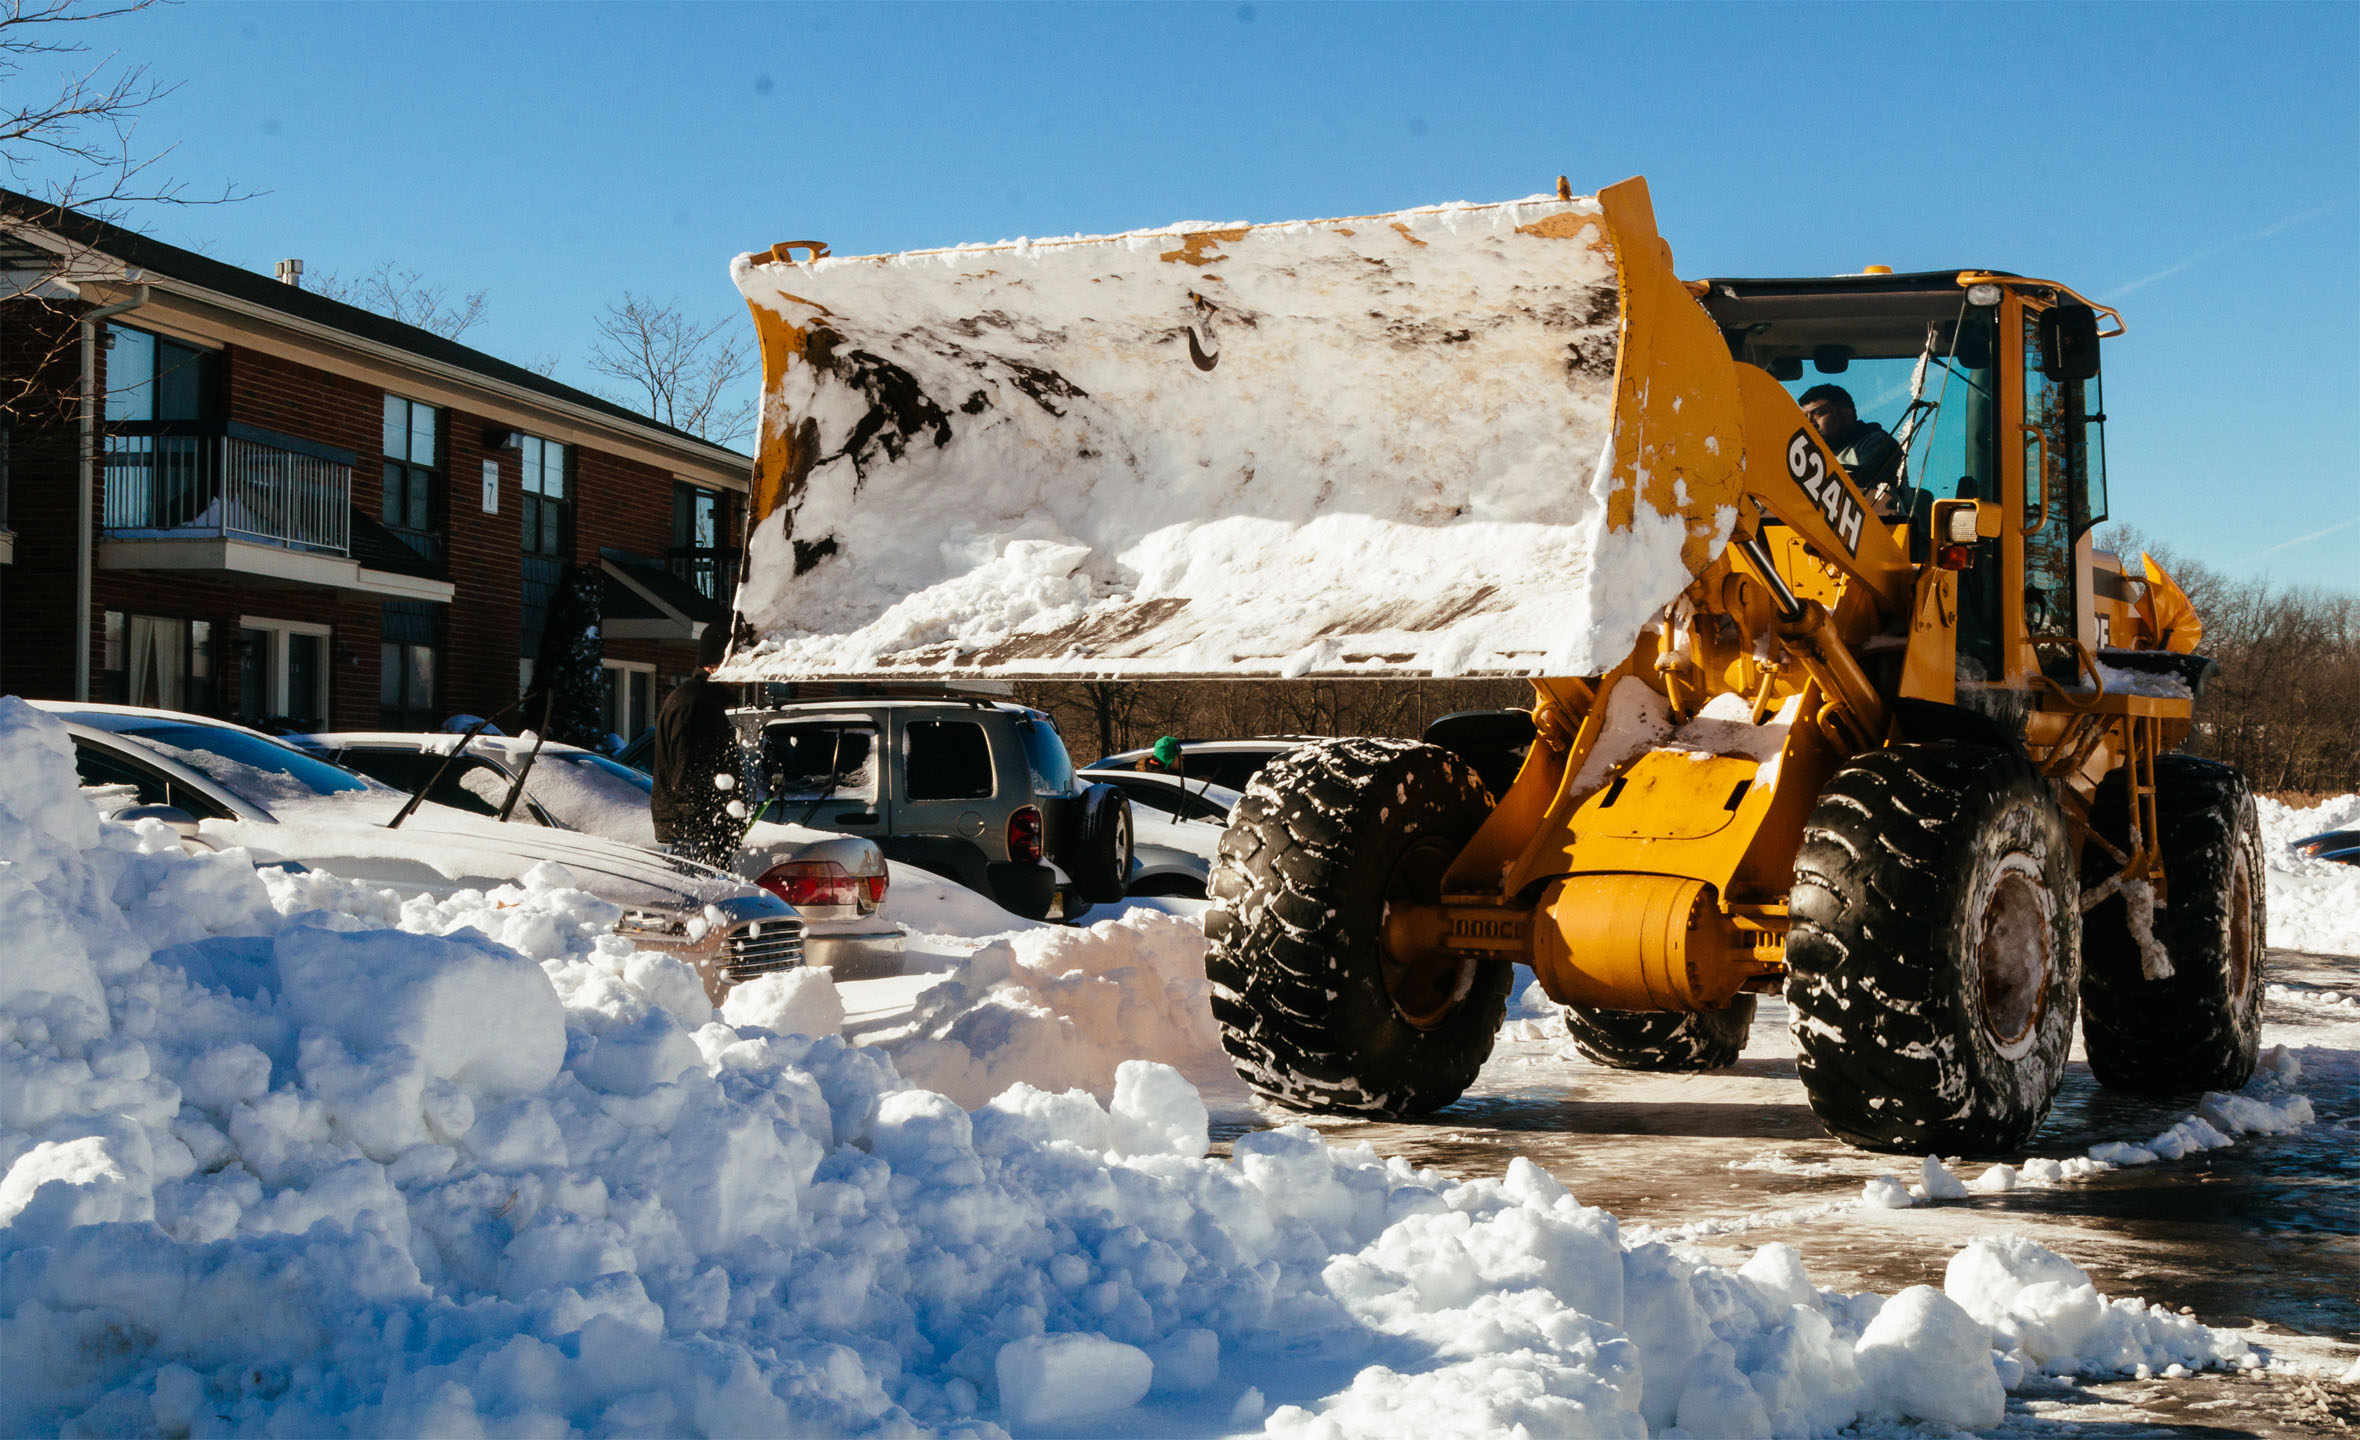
[2259,793,2360,955]
[727,194,1736,682]
[0,700,2266,1434]
[873,908,1223,1107]
[1861,1055,2314,1203]
[1945,1236,2254,1379]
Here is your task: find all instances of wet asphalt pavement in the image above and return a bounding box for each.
[1212,948,2360,1435]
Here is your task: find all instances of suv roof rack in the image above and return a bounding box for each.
[752,679,1014,705]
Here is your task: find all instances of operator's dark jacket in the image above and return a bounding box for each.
[651,670,739,862]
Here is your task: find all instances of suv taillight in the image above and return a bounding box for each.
[757,860,861,908]
[1007,805,1044,864]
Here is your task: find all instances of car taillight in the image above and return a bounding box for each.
[756,860,861,908]
[862,872,888,906]
[1008,805,1044,863]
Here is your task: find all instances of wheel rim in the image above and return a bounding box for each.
[1378,835,1476,1030]
[1975,853,2054,1056]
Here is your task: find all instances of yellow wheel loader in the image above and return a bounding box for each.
[723,176,2263,1155]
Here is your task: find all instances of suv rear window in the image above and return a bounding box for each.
[905,719,993,801]
[762,722,879,804]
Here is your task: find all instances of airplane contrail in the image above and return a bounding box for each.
[2231,514,2360,568]
[2106,199,2353,301]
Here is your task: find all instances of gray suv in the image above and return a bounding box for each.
[733,695,1132,922]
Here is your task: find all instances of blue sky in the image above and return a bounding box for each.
[41,0,2360,588]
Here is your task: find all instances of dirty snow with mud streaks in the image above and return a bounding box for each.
[724,194,1732,682]
[0,690,2326,1437]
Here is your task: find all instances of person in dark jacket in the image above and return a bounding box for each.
[1798,383,1910,515]
[651,623,742,866]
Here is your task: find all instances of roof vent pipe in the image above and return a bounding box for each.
[275,258,303,287]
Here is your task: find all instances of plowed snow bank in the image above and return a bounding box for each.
[0,698,2259,1435]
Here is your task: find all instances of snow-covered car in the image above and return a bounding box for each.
[1075,768,1241,898]
[297,731,905,977]
[2293,829,2360,867]
[40,703,803,1002]
[1088,736,1326,792]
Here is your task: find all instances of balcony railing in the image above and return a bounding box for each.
[668,545,740,606]
[103,421,353,555]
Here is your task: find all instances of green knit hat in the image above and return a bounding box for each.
[1151,735,1182,767]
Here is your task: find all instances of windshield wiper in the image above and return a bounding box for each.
[384,689,544,830]
[496,689,557,823]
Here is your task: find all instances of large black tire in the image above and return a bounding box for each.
[1786,744,2082,1154]
[1071,783,1133,905]
[1205,738,1512,1116]
[1564,995,1758,1072]
[2081,755,2266,1094]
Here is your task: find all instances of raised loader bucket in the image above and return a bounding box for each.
[723,176,1744,681]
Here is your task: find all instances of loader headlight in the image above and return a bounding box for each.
[1967,283,2003,307]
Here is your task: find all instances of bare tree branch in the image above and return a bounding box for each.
[585,292,754,446]
[2,0,254,423]
[309,260,488,340]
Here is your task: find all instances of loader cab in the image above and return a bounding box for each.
[1699,272,2111,693]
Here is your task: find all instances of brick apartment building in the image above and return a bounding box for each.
[1,190,749,742]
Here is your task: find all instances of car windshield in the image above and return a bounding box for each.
[549,750,654,795]
[110,721,379,807]
[525,749,658,847]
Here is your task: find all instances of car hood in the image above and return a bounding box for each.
[204,796,762,911]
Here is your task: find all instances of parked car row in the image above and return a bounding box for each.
[45,692,1347,1000]
[42,702,802,1003]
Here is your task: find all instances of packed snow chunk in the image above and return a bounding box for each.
[881,908,1220,1106]
[1109,1059,1209,1158]
[727,192,1739,682]
[1916,1155,1970,1200]
[570,1005,704,1097]
[994,1331,1153,1424]
[1968,1164,2019,1194]
[1944,1235,2254,1376]
[1860,1175,1917,1209]
[1146,1326,1220,1393]
[0,1124,153,1237]
[274,926,564,1098]
[1853,1285,2005,1429]
[719,965,846,1039]
[2197,1088,2314,1136]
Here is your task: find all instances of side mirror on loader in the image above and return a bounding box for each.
[2038,304,2101,381]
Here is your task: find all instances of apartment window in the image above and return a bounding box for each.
[671,482,730,601]
[380,601,441,730]
[381,394,440,554]
[520,435,569,557]
[102,611,213,713]
[236,618,331,731]
[518,435,571,668]
[105,325,219,423]
[598,659,654,744]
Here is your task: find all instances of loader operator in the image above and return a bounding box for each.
[651,622,742,866]
[1797,384,1909,516]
